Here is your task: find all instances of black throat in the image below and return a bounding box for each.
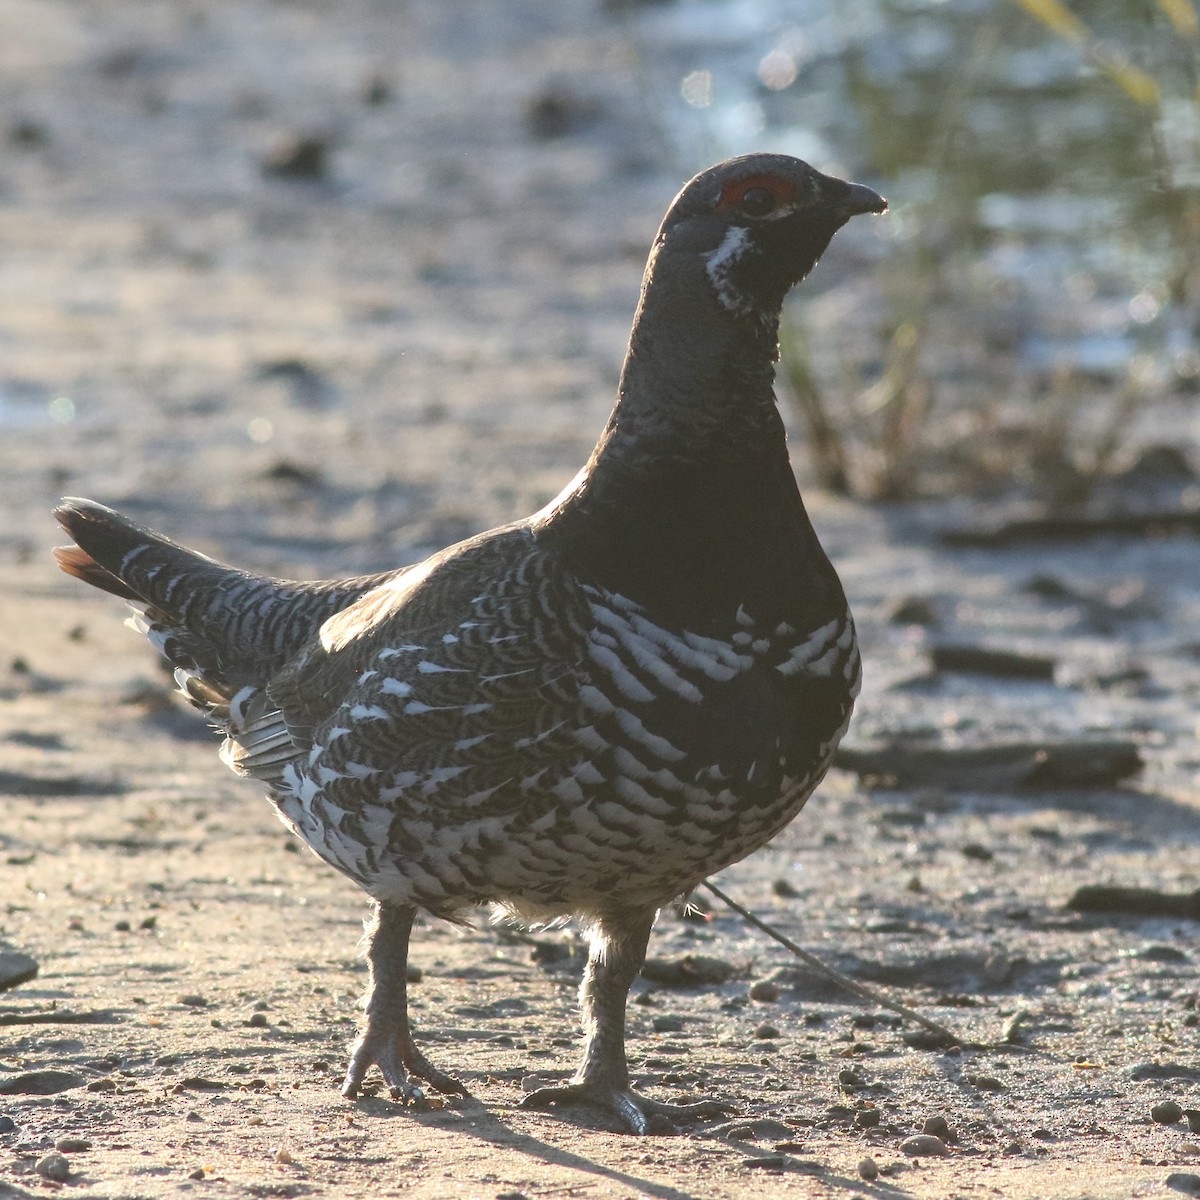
[535,242,846,637]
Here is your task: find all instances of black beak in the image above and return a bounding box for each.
[839,180,888,217]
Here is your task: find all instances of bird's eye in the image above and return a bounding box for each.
[738,187,776,218]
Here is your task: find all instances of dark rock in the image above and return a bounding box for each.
[922,1115,952,1139]
[262,134,330,181]
[710,1118,795,1141]
[1152,1100,1184,1124]
[1130,1063,1200,1083]
[887,595,940,626]
[641,955,738,987]
[0,1070,86,1095]
[900,1134,948,1157]
[930,644,1056,680]
[836,740,1141,791]
[524,86,600,139]
[1070,887,1200,921]
[1166,1173,1200,1196]
[0,951,37,991]
[35,1152,70,1182]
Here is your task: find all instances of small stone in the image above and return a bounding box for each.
[274,1147,294,1164]
[247,1012,269,1028]
[754,1023,780,1040]
[262,134,329,182]
[772,878,799,897]
[888,595,940,626]
[0,1115,15,1132]
[179,993,208,1007]
[86,1077,117,1092]
[114,919,131,932]
[0,950,38,991]
[651,1014,684,1033]
[749,980,780,1002]
[140,916,158,930]
[1166,1175,1200,1196]
[0,1069,87,1095]
[187,1167,206,1180]
[55,1137,91,1152]
[922,1115,952,1139]
[966,1073,1005,1091]
[854,1108,881,1128]
[838,1067,864,1089]
[858,1156,879,1181]
[1152,1100,1184,1124]
[900,1134,948,1157]
[36,1152,70,1181]
[1186,1110,1200,1135]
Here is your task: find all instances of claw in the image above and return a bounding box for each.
[521,1081,732,1135]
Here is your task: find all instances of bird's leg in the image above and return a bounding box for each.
[522,909,731,1134]
[341,901,467,1103]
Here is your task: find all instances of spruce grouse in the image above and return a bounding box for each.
[54,153,886,1134]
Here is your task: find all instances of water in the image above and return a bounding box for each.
[626,0,1200,493]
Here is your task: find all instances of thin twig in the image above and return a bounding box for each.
[701,879,961,1047]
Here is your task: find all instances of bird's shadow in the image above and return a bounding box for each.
[352,1093,917,1200]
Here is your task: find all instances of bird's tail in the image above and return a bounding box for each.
[54,497,380,717]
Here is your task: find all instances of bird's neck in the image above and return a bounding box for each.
[535,257,845,634]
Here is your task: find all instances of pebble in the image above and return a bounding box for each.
[187,1167,206,1180]
[966,1073,1005,1091]
[900,1134,948,1157]
[1152,1100,1184,1124]
[640,954,737,986]
[754,1023,780,1040]
[0,1115,15,1133]
[55,1137,92,1152]
[854,1108,881,1129]
[1186,1111,1200,1135]
[0,1070,86,1095]
[709,1118,794,1142]
[247,1012,269,1028]
[274,1147,294,1164]
[36,1152,70,1181]
[179,993,208,1008]
[922,1115,952,1139]
[858,1156,879,1181]
[651,1014,684,1033]
[748,980,780,1002]
[1166,1175,1200,1196]
[261,134,329,181]
[0,950,38,990]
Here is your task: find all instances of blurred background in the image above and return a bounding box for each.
[2,0,1197,581]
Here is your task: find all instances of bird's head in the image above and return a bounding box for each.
[652,153,887,319]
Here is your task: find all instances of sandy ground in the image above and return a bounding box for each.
[2,2,1199,1198]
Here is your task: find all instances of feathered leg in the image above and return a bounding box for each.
[522,909,730,1134]
[342,902,467,1103]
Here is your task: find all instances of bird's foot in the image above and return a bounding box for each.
[521,1080,732,1135]
[341,1029,469,1106]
